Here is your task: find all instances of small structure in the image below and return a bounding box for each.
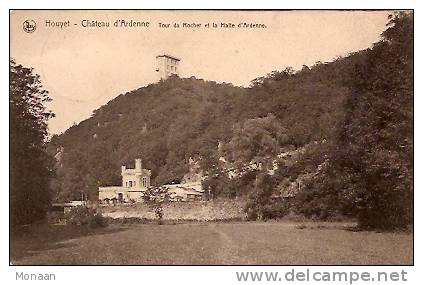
[165,182,204,202]
[156,54,180,80]
[48,200,87,223]
[51,201,87,214]
[99,158,151,203]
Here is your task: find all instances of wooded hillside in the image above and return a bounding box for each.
[48,55,354,201]
[48,13,412,229]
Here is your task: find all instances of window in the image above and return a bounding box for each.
[129,181,133,187]
[133,181,136,186]
[142,177,147,187]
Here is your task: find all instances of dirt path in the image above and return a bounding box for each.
[209,224,248,264]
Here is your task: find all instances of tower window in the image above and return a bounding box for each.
[142,177,147,187]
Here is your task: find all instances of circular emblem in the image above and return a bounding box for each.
[23,20,36,33]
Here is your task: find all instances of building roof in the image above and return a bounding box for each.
[164,182,204,196]
[167,187,203,197]
[156,54,181,61]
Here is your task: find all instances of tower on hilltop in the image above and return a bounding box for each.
[155,54,181,80]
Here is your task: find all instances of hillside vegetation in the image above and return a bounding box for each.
[49,60,349,200]
[48,13,412,229]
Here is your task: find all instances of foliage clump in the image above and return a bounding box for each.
[205,13,413,230]
[142,186,170,224]
[278,12,413,230]
[64,206,108,228]
[10,59,55,227]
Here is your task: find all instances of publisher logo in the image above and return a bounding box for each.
[23,20,36,33]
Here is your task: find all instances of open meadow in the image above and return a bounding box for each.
[11,221,412,265]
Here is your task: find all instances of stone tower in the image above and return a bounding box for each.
[155,54,181,80]
[121,158,151,188]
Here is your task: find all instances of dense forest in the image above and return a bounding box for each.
[47,13,412,229]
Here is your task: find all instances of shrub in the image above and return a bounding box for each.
[113,217,149,224]
[245,199,291,221]
[244,173,292,221]
[89,212,109,228]
[291,166,354,221]
[143,186,169,224]
[64,206,108,228]
[262,200,291,220]
[355,177,412,230]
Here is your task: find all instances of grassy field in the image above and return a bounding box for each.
[11,221,412,265]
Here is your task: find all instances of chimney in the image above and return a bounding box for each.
[135,158,142,172]
[121,165,126,175]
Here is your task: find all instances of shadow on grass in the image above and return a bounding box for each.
[10,222,128,263]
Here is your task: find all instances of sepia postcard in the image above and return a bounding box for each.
[9,10,413,269]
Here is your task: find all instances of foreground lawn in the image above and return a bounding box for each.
[11,221,412,265]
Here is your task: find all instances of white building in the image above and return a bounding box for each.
[165,182,204,202]
[156,54,181,80]
[98,158,151,203]
[98,157,206,204]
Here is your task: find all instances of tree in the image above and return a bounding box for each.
[142,186,170,224]
[249,67,295,88]
[345,12,413,229]
[225,113,290,171]
[223,114,290,217]
[316,12,414,229]
[244,173,278,220]
[290,13,413,229]
[10,59,55,227]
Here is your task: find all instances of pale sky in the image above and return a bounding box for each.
[10,10,390,134]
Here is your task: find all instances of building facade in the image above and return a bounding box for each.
[99,158,206,204]
[165,182,204,202]
[156,54,181,80]
[99,158,151,203]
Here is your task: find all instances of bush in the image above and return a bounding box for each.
[245,199,291,221]
[244,173,292,221]
[202,169,257,199]
[355,176,412,230]
[64,206,108,228]
[89,212,109,228]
